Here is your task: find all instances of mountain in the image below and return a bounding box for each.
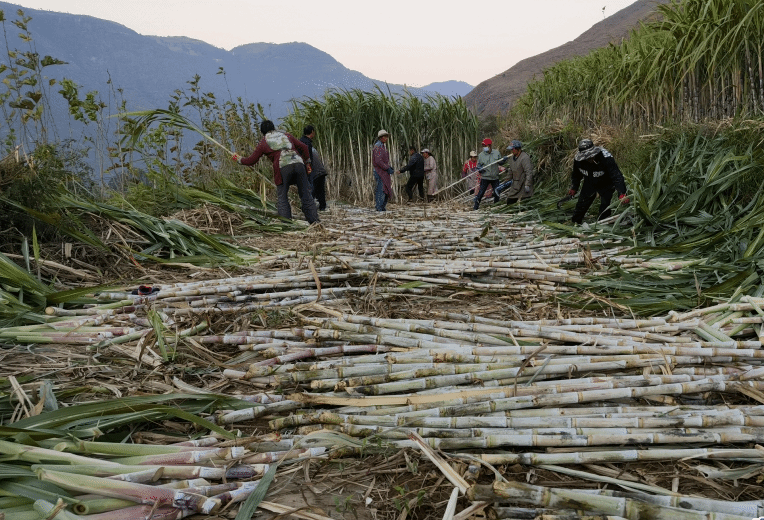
[419,81,473,98]
[464,0,671,116]
[0,1,443,122]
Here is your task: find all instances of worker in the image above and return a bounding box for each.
[232,120,319,224]
[422,148,438,200]
[462,150,479,194]
[568,139,629,224]
[299,125,315,188]
[396,145,425,202]
[372,129,394,211]
[474,138,506,210]
[502,140,534,205]
[310,147,329,211]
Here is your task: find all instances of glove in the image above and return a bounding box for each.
[568,189,576,197]
[619,194,630,204]
[502,155,510,162]
[478,168,486,174]
[525,186,530,193]
[387,167,394,175]
[232,153,242,164]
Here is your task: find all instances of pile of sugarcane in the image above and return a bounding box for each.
[3,205,764,519]
[0,434,331,520]
[214,297,764,518]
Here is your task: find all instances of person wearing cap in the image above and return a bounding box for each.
[502,140,535,205]
[462,151,479,194]
[422,149,438,199]
[372,129,394,211]
[568,138,629,224]
[474,138,506,210]
[397,145,425,203]
[232,119,319,224]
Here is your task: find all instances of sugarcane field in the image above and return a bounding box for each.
[3,1,764,520]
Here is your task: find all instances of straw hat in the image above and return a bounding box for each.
[377,129,389,138]
[469,150,478,157]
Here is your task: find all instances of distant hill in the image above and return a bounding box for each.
[0,1,451,122]
[464,0,671,116]
[420,81,473,98]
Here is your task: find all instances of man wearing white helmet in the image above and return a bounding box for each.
[568,139,629,224]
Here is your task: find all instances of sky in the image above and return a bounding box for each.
[11,0,639,87]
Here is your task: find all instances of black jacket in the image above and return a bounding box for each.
[299,135,313,165]
[400,152,425,178]
[571,148,627,195]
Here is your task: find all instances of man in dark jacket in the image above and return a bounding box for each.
[310,147,329,211]
[568,139,629,224]
[397,146,425,202]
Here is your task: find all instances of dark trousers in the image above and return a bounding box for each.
[571,181,615,224]
[277,163,319,224]
[405,175,425,201]
[312,174,327,210]
[473,178,501,209]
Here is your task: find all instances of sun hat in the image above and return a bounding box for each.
[481,138,492,146]
[469,150,478,157]
[421,148,431,155]
[508,139,522,150]
[575,138,602,161]
[377,129,389,138]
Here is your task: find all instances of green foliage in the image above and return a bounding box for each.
[392,485,426,513]
[0,141,94,239]
[0,8,103,150]
[283,86,479,202]
[500,120,764,314]
[109,76,276,217]
[58,79,105,122]
[514,0,764,128]
[0,8,103,242]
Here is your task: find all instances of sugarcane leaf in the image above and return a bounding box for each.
[0,463,36,479]
[8,395,249,439]
[0,478,76,503]
[45,284,113,305]
[234,462,279,520]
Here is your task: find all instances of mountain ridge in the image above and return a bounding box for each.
[464,0,671,116]
[0,1,469,118]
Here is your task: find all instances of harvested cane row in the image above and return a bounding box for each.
[2,205,764,520]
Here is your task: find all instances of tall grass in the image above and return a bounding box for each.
[282,86,479,203]
[515,0,764,128]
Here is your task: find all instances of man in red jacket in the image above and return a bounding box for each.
[232,120,319,224]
